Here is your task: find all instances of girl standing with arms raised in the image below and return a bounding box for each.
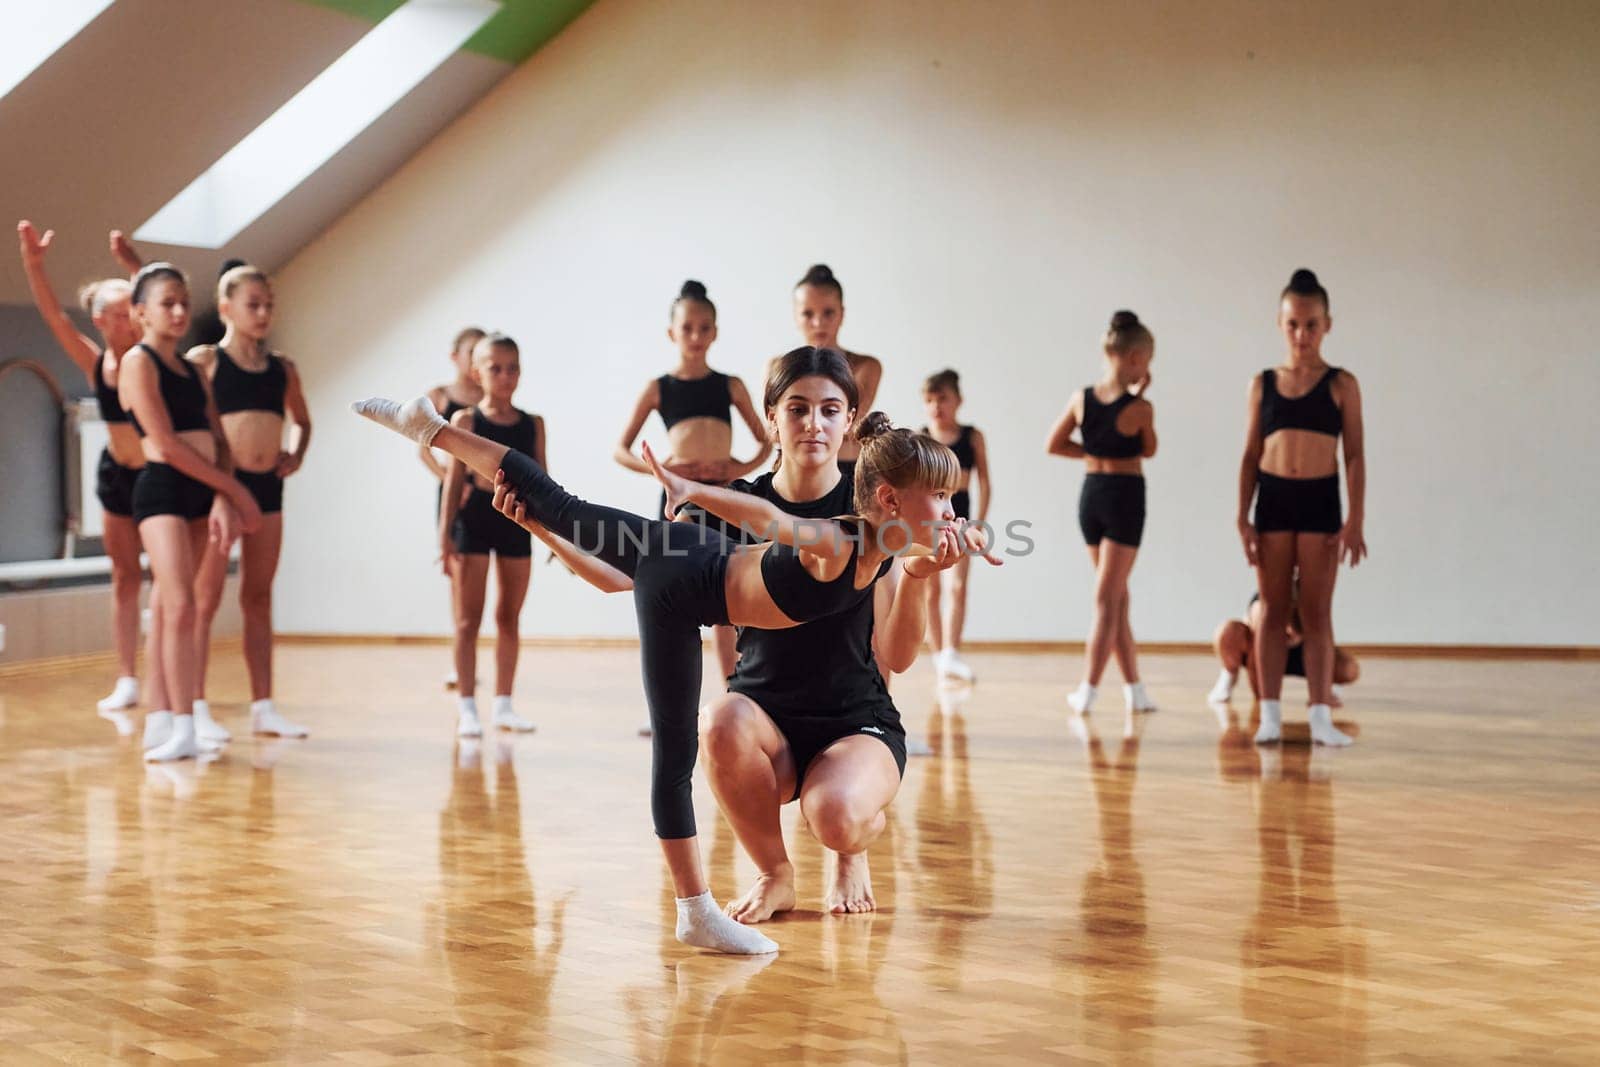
[1237,270,1366,746]
[120,264,261,761]
[439,334,542,738]
[16,222,145,718]
[1046,311,1158,717]
[614,281,769,682]
[187,266,312,741]
[921,369,991,682]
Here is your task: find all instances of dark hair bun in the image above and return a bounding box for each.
[802,264,835,285]
[856,410,894,443]
[1288,268,1320,290]
[679,279,708,300]
[1109,309,1140,330]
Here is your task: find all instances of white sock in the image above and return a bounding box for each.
[192,699,231,743]
[675,891,778,955]
[351,395,446,446]
[250,699,308,738]
[144,714,198,762]
[142,710,173,751]
[1067,681,1096,714]
[457,697,482,738]
[1255,699,1283,744]
[98,675,139,712]
[1124,681,1156,712]
[1207,668,1235,705]
[492,695,535,732]
[1308,703,1353,747]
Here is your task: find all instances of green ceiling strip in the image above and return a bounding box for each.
[295,0,594,65]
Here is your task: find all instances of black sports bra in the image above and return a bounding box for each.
[759,518,893,624]
[212,347,286,416]
[470,406,538,460]
[922,425,975,470]
[1081,387,1143,459]
[129,344,209,438]
[1260,367,1342,438]
[95,353,130,425]
[658,371,731,430]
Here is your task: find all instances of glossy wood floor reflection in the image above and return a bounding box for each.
[2,647,1599,1064]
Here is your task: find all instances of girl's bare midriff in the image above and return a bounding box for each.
[1260,430,1338,479]
[667,417,733,466]
[105,421,145,469]
[145,428,217,466]
[1085,455,1142,475]
[221,410,284,473]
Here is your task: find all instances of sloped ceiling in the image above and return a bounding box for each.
[0,0,591,304]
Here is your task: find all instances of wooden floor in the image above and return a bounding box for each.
[2,646,1598,1065]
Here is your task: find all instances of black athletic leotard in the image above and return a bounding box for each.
[1253,367,1344,534]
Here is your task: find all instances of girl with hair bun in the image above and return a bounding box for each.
[1047,310,1159,718]
[785,265,883,477]
[16,221,147,722]
[353,366,996,952]
[1236,269,1366,747]
[615,280,771,692]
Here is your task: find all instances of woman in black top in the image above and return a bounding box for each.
[614,280,769,684]
[118,264,261,762]
[1047,311,1158,718]
[16,221,146,719]
[1236,270,1366,747]
[440,334,544,738]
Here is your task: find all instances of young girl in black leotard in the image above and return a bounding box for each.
[423,327,485,691]
[920,369,991,682]
[354,348,995,954]
[1046,311,1158,718]
[1236,269,1367,746]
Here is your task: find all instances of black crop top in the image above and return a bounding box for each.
[1260,367,1342,438]
[1081,387,1143,459]
[658,371,731,430]
[469,406,538,459]
[95,353,130,425]
[129,344,209,438]
[212,347,287,416]
[759,518,893,624]
[921,425,975,470]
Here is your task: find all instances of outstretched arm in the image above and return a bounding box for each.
[16,221,100,382]
[108,230,144,277]
[492,472,633,593]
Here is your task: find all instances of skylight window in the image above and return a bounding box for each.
[0,1,116,101]
[134,0,499,249]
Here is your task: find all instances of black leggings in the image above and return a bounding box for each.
[500,450,731,839]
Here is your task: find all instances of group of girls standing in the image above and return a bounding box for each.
[18,221,310,761]
[1047,269,1366,747]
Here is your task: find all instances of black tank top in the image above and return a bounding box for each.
[657,371,731,429]
[759,517,892,624]
[728,471,894,712]
[470,406,538,461]
[1260,367,1342,438]
[95,352,129,424]
[1081,387,1142,459]
[129,344,209,438]
[212,347,287,416]
[441,396,469,421]
[921,424,975,470]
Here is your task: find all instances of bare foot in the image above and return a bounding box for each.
[725,865,796,924]
[825,851,876,914]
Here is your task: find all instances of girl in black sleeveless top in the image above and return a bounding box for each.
[439,334,544,739]
[423,327,486,691]
[17,221,149,717]
[118,264,262,763]
[920,368,991,682]
[1046,311,1158,718]
[1236,269,1366,748]
[614,281,770,685]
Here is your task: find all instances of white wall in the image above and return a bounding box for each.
[271,0,1600,646]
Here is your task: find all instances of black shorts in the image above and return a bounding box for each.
[451,488,532,557]
[1254,472,1341,534]
[235,468,283,514]
[1078,473,1146,547]
[952,489,971,520]
[759,702,907,802]
[96,449,139,518]
[133,462,214,524]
